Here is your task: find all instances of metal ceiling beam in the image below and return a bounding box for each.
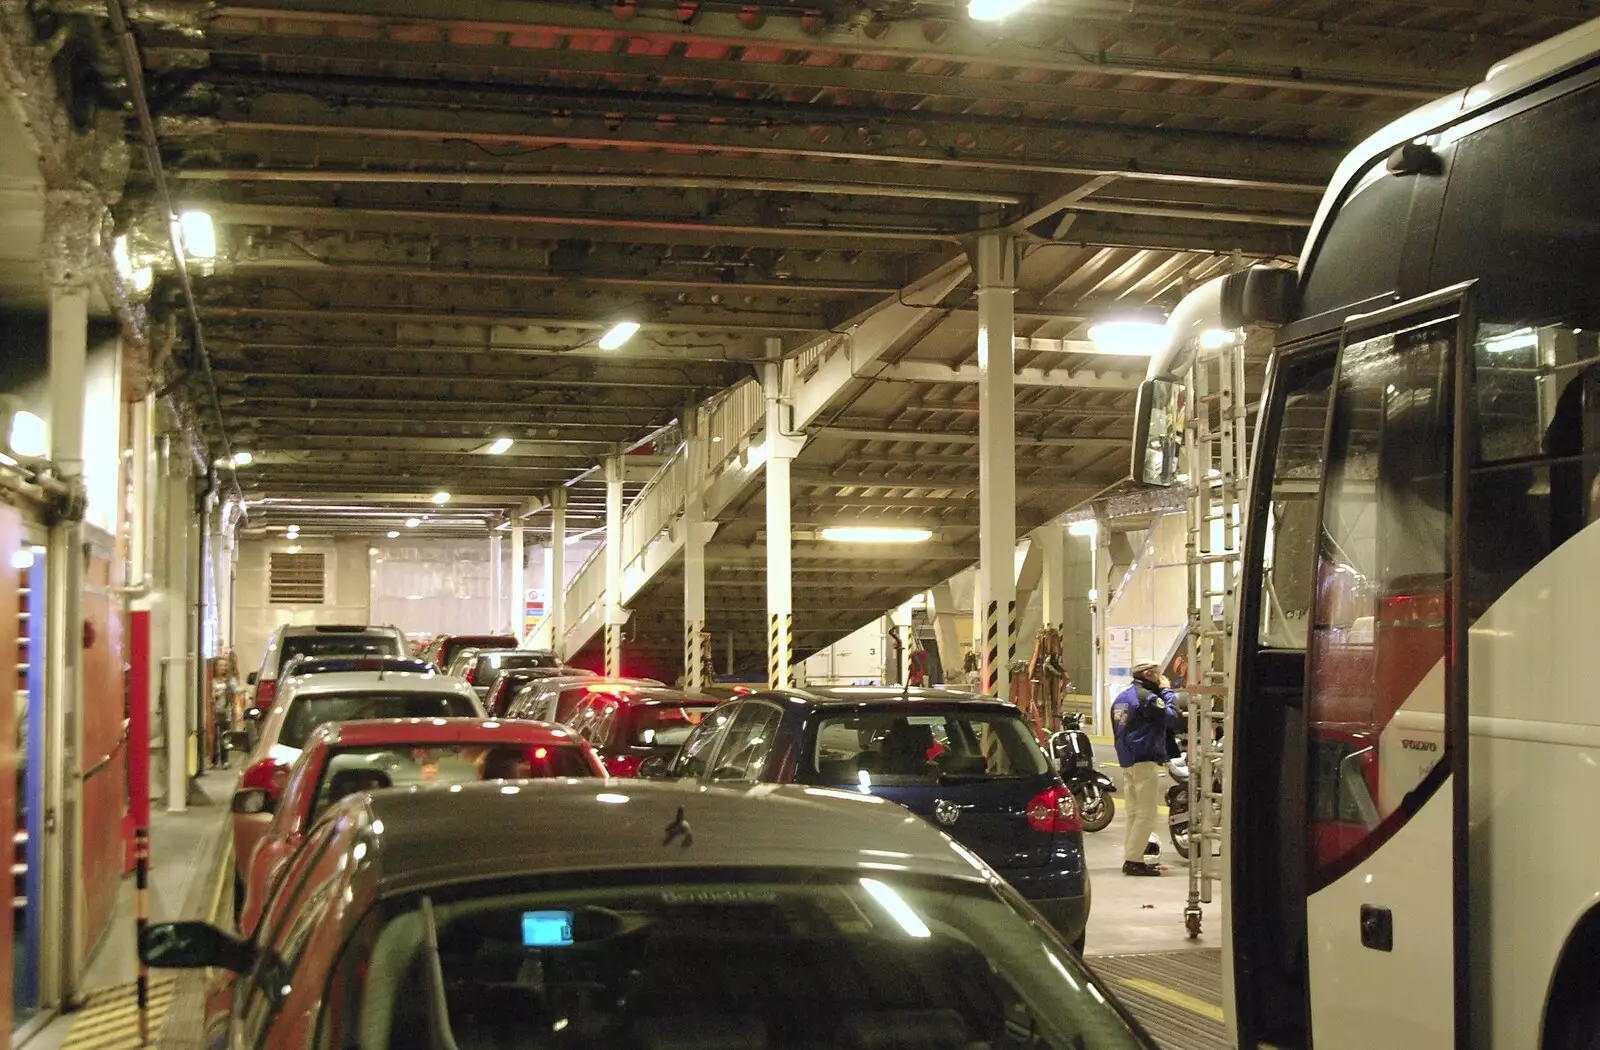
[159,89,1344,190]
[217,368,708,390]
[810,427,1128,449]
[139,27,1398,130]
[238,437,614,455]
[873,361,1141,390]
[1028,212,1303,257]
[194,200,953,253]
[190,0,1489,96]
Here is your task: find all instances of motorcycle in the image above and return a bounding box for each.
[1165,738,1222,858]
[1048,713,1116,833]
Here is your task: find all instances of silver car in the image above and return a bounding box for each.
[147,780,1155,1049]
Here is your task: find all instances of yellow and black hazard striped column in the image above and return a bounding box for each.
[768,613,793,689]
[605,622,621,677]
[983,601,1001,696]
[684,620,706,691]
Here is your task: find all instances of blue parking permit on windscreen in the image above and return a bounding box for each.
[521,911,574,947]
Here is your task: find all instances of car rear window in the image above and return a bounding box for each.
[627,703,720,748]
[277,634,402,674]
[801,711,1049,787]
[474,651,560,681]
[279,692,478,749]
[443,637,517,667]
[310,742,595,818]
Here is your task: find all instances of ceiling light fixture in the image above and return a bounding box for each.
[1067,520,1098,537]
[431,491,451,505]
[967,0,1031,20]
[487,437,514,455]
[178,210,217,259]
[820,526,934,544]
[386,530,400,538]
[113,235,135,281]
[1088,315,1170,356]
[231,450,254,467]
[1199,328,1239,351]
[405,517,421,528]
[597,320,641,351]
[7,410,47,460]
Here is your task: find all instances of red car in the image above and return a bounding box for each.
[563,686,722,778]
[420,633,518,670]
[231,717,603,934]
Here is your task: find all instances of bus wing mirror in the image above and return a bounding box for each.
[1222,266,1297,328]
[1131,378,1186,487]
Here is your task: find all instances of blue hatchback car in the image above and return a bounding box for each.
[667,686,1090,949]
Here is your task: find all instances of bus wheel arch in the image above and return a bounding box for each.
[1543,906,1600,1050]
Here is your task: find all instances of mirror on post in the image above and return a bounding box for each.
[1131,378,1186,487]
[140,921,256,972]
[246,672,257,685]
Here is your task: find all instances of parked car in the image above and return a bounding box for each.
[145,781,1153,1050]
[505,675,663,725]
[228,667,482,915]
[278,655,433,680]
[420,633,518,671]
[248,624,407,714]
[484,665,595,717]
[664,686,1091,950]
[445,647,564,701]
[562,685,721,777]
[233,717,603,933]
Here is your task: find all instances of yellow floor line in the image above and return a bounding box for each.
[60,976,179,1050]
[1118,977,1226,1024]
[207,833,234,927]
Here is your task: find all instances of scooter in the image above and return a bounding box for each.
[1049,713,1116,833]
[1165,737,1222,857]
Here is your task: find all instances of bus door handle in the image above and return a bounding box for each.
[1360,904,1393,952]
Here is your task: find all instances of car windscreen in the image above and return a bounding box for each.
[277,635,402,674]
[443,638,517,668]
[310,743,595,819]
[801,710,1050,787]
[279,692,478,749]
[327,869,1142,1050]
[624,702,720,748]
[474,651,560,681]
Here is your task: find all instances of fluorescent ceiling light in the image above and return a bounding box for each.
[132,267,153,292]
[597,320,641,350]
[11,549,35,570]
[967,0,1031,19]
[178,210,216,259]
[386,530,400,538]
[7,410,47,459]
[858,878,931,938]
[1067,520,1098,537]
[405,517,421,528]
[286,545,300,554]
[820,526,934,544]
[1088,319,1170,356]
[487,437,514,455]
[231,450,253,467]
[1198,328,1238,351]
[1483,328,1537,355]
[431,491,451,504]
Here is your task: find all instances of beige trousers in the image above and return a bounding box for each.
[1122,760,1162,864]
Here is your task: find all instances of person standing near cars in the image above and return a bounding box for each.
[1112,660,1180,877]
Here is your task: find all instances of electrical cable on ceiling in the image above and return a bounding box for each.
[105,0,244,508]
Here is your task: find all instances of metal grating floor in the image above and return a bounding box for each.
[1088,949,1233,1050]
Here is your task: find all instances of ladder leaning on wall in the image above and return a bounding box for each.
[1180,334,1249,939]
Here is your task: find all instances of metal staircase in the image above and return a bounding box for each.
[1180,333,1248,938]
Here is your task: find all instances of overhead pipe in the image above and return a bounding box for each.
[104,0,243,507]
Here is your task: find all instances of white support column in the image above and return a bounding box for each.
[1038,521,1066,630]
[549,490,567,658]
[44,278,88,1004]
[762,338,801,689]
[1091,517,1111,731]
[929,582,961,686]
[975,229,1017,699]
[889,602,915,685]
[488,532,502,634]
[510,519,524,644]
[604,454,626,676]
[682,403,712,691]
[163,443,192,813]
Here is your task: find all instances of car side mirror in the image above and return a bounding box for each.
[246,672,258,685]
[231,788,273,816]
[140,921,256,973]
[1131,378,1186,487]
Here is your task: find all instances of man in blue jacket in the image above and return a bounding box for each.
[1112,660,1180,876]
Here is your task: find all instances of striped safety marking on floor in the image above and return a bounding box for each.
[60,974,179,1050]
[1088,949,1232,1049]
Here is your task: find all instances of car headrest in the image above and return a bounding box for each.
[328,768,392,800]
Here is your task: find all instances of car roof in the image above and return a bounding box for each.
[757,686,1022,713]
[319,717,580,748]
[287,657,433,675]
[524,674,652,691]
[279,670,479,700]
[354,778,989,896]
[279,624,400,637]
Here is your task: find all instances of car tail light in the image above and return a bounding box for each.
[1027,786,1081,834]
[488,680,508,715]
[241,758,287,800]
[600,754,643,778]
[464,664,476,685]
[254,678,277,709]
